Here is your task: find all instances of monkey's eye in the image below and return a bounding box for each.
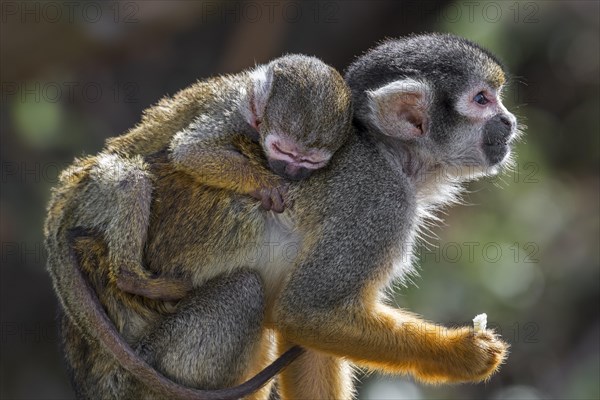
[473,92,489,105]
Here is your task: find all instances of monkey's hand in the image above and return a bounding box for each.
[413,327,508,383]
[249,182,291,213]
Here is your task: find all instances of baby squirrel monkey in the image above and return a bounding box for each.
[45,55,351,399]
[58,54,352,302]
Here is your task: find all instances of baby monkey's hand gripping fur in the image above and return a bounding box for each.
[44,55,352,398]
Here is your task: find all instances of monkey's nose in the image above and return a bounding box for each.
[488,114,513,142]
[499,115,512,129]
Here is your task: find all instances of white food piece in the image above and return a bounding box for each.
[473,313,487,333]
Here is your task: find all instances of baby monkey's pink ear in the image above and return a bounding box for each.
[366,79,432,139]
[241,65,274,129]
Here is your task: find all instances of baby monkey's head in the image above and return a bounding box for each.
[242,55,353,181]
[346,33,522,183]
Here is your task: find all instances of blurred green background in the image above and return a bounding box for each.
[1,1,598,399]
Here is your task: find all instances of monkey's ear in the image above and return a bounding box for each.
[366,79,432,139]
[241,65,274,129]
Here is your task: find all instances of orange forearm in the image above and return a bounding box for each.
[277,303,507,384]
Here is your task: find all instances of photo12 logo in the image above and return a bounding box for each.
[1,1,140,24]
[428,1,541,24]
[1,81,140,104]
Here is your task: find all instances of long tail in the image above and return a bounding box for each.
[46,227,303,400]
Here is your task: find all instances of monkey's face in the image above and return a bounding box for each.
[449,84,518,172]
[261,132,334,181]
[346,34,522,183]
[259,101,352,181]
[363,78,518,183]
[253,55,353,181]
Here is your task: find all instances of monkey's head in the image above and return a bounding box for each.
[346,33,521,183]
[241,55,353,181]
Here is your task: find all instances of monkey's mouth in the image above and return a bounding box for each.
[482,142,509,166]
[484,135,509,147]
[482,124,512,166]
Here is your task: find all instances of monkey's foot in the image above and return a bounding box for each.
[116,271,192,301]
